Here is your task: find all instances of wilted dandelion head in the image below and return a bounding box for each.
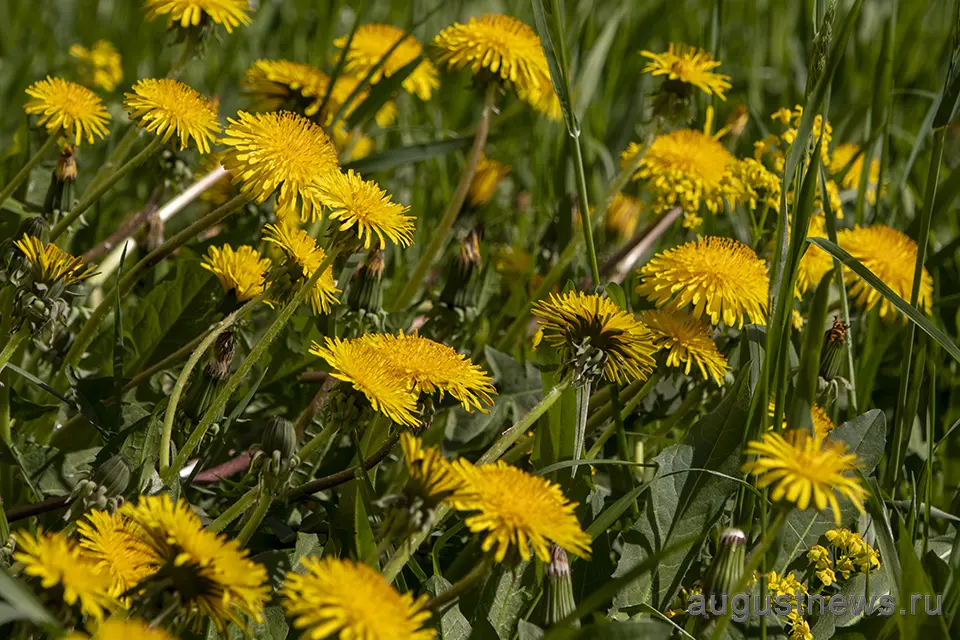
[14,234,98,286]
[334,24,438,101]
[641,309,728,384]
[201,244,271,301]
[76,510,160,600]
[220,110,340,222]
[120,495,270,631]
[315,169,415,249]
[282,557,435,640]
[831,143,883,205]
[262,222,340,314]
[143,0,252,33]
[640,43,732,99]
[24,76,110,145]
[604,193,644,239]
[448,459,592,563]
[124,78,220,153]
[69,40,123,92]
[309,336,420,427]
[838,224,932,320]
[743,430,866,524]
[637,236,769,328]
[531,291,659,386]
[468,155,511,207]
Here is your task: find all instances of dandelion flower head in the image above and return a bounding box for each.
[143,0,253,33]
[640,43,732,99]
[262,222,341,314]
[468,155,511,207]
[124,78,220,153]
[77,510,160,599]
[202,244,272,302]
[14,234,98,286]
[401,432,463,499]
[69,40,123,92]
[334,24,439,101]
[831,143,883,205]
[315,169,415,249]
[24,76,110,145]
[641,309,728,384]
[95,619,177,640]
[604,193,644,239]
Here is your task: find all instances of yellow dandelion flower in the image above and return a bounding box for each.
[811,404,835,441]
[24,76,110,145]
[262,222,341,314]
[14,234,98,286]
[124,78,220,153]
[309,337,420,427]
[636,236,769,328]
[468,155,511,207]
[282,557,435,640]
[433,14,557,113]
[837,224,933,320]
[743,430,867,524]
[604,193,644,239]
[624,129,739,216]
[640,309,728,384]
[220,110,340,221]
[795,215,833,297]
[361,331,497,412]
[640,43,732,99]
[315,170,415,248]
[400,432,463,498]
[77,510,160,599]
[448,459,591,562]
[531,291,659,385]
[120,495,269,631]
[13,529,116,621]
[201,244,271,301]
[95,618,177,640]
[70,40,123,92]
[143,0,252,33]
[334,24,439,101]
[831,143,883,205]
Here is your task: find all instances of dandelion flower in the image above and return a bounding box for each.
[13,529,116,621]
[14,234,98,286]
[468,155,511,207]
[69,41,123,92]
[221,110,340,221]
[837,225,932,320]
[640,43,732,99]
[309,337,420,427]
[143,0,252,33]
[795,215,833,297]
[637,236,769,328]
[24,77,110,145]
[96,618,177,640]
[831,143,883,205]
[334,24,438,101]
[77,510,159,599]
[401,432,462,499]
[315,170,415,248]
[201,244,271,301]
[121,495,269,631]
[604,193,643,239]
[811,404,835,442]
[743,430,867,524]
[362,331,497,412]
[641,309,727,384]
[448,460,591,562]
[262,222,341,314]
[282,557,435,640]
[124,79,220,153]
[531,291,658,385]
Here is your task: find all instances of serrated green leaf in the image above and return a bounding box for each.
[424,575,473,640]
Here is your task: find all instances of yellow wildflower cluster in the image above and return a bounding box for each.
[807,528,881,586]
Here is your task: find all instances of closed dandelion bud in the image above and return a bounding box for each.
[17,216,50,243]
[92,455,131,497]
[44,145,77,216]
[439,228,483,310]
[546,544,579,628]
[703,528,746,599]
[347,249,384,312]
[262,416,298,460]
[819,317,849,381]
[212,331,236,377]
[55,145,78,182]
[181,337,232,427]
[321,384,366,428]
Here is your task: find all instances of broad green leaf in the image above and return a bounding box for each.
[518,620,544,640]
[468,562,535,640]
[228,605,288,640]
[897,521,949,639]
[424,575,473,640]
[343,136,475,174]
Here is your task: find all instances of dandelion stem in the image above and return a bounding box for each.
[236,482,272,546]
[0,326,29,379]
[50,137,162,241]
[570,123,600,286]
[206,487,258,534]
[424,556,494,611]
[391,82,497,311]
[0,134,57,208]
[287,433,400,500]
[158,292,266,473]
[478,376,573,465]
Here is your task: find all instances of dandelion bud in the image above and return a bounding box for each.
[262,416,298,461]
[545,544,579,628]
[92,455,132,498]
[439,228,483,310]
[819,317,849,381]
[347,249,384,313]
[55,145,78,183]
[211,331,236,378]
[17,216,50,243]
[703,528,746,600]
[44,145,77,216]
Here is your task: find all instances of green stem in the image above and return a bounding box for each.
[424,556,493,611]
[570,128,600,286]
[297,418,339,462]
[391,83,497,311]
[82,127,141,197]
[571,380,592,477]
[162,248,340,486]
[49,137,162,241]
[287,432,400,500]
[236,483,272,546]
[0,325,28,379]
[478,376,573,465]
[158,293,266,472]
[206,487,257,533]
[0,135,57,208]
[585,373,663,459]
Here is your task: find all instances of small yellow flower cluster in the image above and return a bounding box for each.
[70,40,123,92]
[807,528,881,586]
[766,571,812,640]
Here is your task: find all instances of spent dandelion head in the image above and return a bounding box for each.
[468,155,511,207]
[14,234,97,287]
[120,494,269,632]
[77,510,160,600]
[124,79,220,153]
[334,24,439,101]
[282,557,435,640]
[24,77,110,145]
[636,236,769,328]
[838,224,932,320]
[448,459,592,563]
[201,244,271,302]
[531,291,659,386]
[831,143,883,205]
[143,0,252,33]
[641,309,728,384]
[220,110,340,222]
[262,222,340,314]
[640,43,732,99]
[743,430,867,524]
[69,40,123,92]
[604,193,644,239]
[314,169,415,249]
[309,336,420,427]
